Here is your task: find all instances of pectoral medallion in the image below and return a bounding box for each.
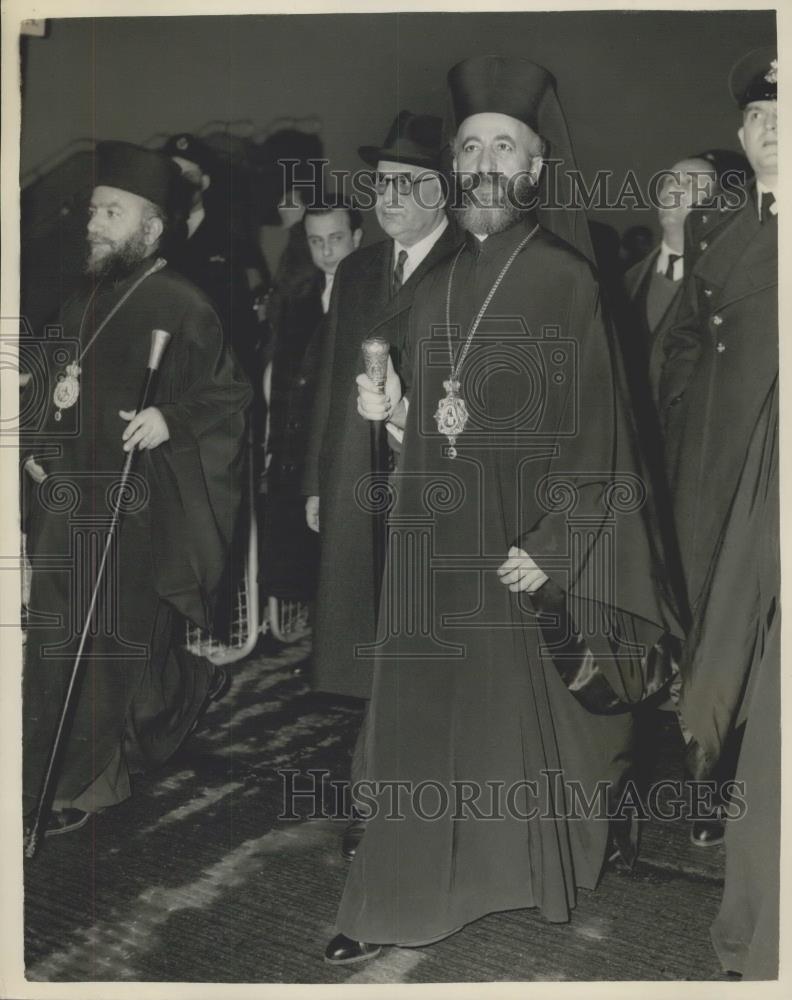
[434,379,469,458]
[52,362,81,421]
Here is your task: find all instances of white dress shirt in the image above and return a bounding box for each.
[186,204,205,239]
[393,215,449,285]
[321,272,334,314]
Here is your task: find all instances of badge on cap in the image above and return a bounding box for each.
[766,59,778,84]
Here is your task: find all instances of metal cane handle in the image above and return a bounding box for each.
[148,328,171,371]
[362,336,390,395]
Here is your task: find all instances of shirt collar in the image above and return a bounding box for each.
[320,271,334,313]
[394,215,449,274]
[186,204,206,238]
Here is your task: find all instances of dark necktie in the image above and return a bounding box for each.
[391,249,408,297]
[760,191,776,223]
[664,253,682,281]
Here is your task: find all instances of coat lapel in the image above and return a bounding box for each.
[624,247,658,301]
[369,222,461,334]
[695,199,777,310]
[358,239,392,316]
[717,218,777,308]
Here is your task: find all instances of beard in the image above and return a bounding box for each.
[452,172,538,236]
[84,225,153,282]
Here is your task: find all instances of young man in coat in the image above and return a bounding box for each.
[262,203,362,602]
[22,141,251,837]
[302,112,461,702]
[328,55,680,964]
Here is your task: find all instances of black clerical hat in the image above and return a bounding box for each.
[358,111,444,170]
[95,141,180,212]
[729,47,777,108]
[445,54,594,264]
[447,54,555,133]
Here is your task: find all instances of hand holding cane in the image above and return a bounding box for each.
[361,336,391,614]
[25,329,172,858]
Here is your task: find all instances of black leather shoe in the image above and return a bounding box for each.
[690,818,725,847]
[207,666,230,702]
[324,933,382,965]
[341,818,366,861]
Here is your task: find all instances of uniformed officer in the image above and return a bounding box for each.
[659,47,778,846]
[161,133,261,382]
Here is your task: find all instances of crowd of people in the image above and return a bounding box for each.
[19,44,778,981]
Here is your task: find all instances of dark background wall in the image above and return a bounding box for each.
[21,9,775,237]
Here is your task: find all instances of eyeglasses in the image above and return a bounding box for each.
[374,172,436,195]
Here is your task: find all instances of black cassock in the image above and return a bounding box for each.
[336,217,679,944]
[23,260,251,814]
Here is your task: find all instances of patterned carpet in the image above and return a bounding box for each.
[23,637,730,984]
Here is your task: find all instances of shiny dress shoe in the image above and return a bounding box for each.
[690,817,725,847]
[341,818,366,861]
[324,933,382,965]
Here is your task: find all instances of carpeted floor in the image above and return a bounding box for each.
[23,637,732,984]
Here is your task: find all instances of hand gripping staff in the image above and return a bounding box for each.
[361,336,390,616]
[25,329,172,858]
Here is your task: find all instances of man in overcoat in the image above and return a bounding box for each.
[302,112,461,700]
[659,46,777,774]
[623,156,716,402]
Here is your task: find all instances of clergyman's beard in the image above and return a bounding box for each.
[84,226,153,282]
[453,172,537,236]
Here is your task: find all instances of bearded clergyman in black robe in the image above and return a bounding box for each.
[21,142,251,837]
[324,56,681,965]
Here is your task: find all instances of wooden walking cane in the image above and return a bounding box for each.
[25,328,172,858]
[361,336,390,615]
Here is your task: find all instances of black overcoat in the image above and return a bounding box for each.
[659,190,778,611]
[303,223,462,698]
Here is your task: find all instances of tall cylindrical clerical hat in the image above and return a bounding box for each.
[446,54,594,263]
[447,55,555,133]
[95,140,181,212]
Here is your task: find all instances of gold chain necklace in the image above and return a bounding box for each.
[434,226,538,457]
[52,257,166,421]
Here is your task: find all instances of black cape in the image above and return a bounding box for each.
[23,260,251,810]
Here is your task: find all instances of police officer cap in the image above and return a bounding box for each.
[161,133,216,175]
[95,141,180,212]
[447,54,556,132]
[729,47,777,108]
